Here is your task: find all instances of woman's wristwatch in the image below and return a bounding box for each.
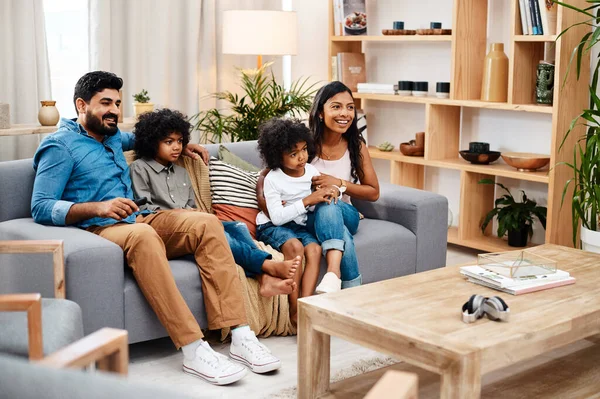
[339,179,347,193]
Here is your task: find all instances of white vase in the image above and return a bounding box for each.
[580,225,600,254]
[38,101,60,126]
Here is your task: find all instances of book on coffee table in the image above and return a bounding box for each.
[460,265,575,295]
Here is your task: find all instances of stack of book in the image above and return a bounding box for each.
[518,0,558,35]
[460,264,575,295]
[356,83,395,95]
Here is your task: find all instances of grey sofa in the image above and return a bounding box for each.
[0,140,448,344]
[0,353,193,399]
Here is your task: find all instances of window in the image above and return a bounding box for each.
[43,0,89,120]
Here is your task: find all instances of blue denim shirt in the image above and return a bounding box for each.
[31,118,138,228]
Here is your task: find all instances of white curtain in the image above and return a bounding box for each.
[0,0,52,161]
[89,0,280,141]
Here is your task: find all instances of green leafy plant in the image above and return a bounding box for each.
[189,62,318,143]
[133,89,151,103]
[479,179,547,240]
[555,1,600,245]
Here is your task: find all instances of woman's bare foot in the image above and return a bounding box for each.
[262,256,301,279]
[258,273,297,297]
[290,311,297,327]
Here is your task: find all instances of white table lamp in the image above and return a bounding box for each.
[222,10,298,69]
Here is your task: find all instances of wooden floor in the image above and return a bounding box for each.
[126,245,479,398]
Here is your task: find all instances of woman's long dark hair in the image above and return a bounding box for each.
[308,81,365,182]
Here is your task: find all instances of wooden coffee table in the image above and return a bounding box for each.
[297,244,600,398]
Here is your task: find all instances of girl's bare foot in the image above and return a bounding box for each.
[262,256,301,279]
[258,273,297,297]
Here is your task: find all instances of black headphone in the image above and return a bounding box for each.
[462,294,510,323]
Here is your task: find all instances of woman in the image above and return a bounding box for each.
[258,81,379,292]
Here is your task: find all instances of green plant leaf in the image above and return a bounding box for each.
[189,63,318,142]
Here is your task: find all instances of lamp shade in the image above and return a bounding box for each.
[222,10,298,56]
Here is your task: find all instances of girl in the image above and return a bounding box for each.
[255,118,341,323]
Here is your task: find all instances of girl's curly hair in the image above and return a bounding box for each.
[308,81,365,182]
[133,108,191,160]
[257,118,315,170]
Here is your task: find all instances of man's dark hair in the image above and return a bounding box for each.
[73,71,123,114]
[257,118,315,170]
[133,108,191,160]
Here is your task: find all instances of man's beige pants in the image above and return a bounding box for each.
[88,210,247,348]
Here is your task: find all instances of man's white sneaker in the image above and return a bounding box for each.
[315,272,342,294]
[183,341,247,385]
[229,335,281,373]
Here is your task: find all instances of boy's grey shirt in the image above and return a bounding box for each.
[130,158,196,211]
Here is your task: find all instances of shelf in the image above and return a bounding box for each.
[368,148,550,183]
[447,226,537,253]
[0,118,136,137]
[513,35,558,42]
[330,35,452,42]
[353,93,554,114]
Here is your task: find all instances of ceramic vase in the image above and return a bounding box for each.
[536,61,555,105]
[481,43,508,102]
[38,101,60,126]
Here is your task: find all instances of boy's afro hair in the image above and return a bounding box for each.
[133,108,191,160]
[257,118,315,170]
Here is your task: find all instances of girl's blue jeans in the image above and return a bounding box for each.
[222,221,271,277]
[307,201,362,288]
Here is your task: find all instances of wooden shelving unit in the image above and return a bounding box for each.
[0,118,136,137]
[329,0,590,251]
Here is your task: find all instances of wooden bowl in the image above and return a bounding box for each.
[501,152,550,172]
[459,150,501,165]
[400,142,424,156]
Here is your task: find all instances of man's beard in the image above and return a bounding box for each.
[85,110,119,137]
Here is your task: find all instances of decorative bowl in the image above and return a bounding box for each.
[459,150,501,165]
[501,152,550,172]
[400,142,424,156]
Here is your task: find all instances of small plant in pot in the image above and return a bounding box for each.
[132,89,154,118]
[479,179,547,247]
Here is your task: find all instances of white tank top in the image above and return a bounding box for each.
[311,150,353,204]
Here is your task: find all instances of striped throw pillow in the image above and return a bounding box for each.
[209,157,260,209]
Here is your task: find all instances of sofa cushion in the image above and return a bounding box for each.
[209,158,260,237]
[218,145,261,172]
[352,218,417,283]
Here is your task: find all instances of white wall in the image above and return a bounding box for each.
[291,0,553,244]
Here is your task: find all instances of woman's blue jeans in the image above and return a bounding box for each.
[222,221,271,277]
[307,201,361,288]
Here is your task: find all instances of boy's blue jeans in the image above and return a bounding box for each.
[222,221,270,277]
[307,201,362,289]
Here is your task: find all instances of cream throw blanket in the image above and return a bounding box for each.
[124,151,296,337]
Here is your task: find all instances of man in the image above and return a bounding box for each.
[31,71,280,386]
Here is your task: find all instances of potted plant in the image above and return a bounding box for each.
[132,89,154,118]
[190,62,318,143]
[479,179,547,247]
[555,2,600,251]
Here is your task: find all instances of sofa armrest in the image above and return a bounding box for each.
[0,219,125,334]
[39,328,128,375]
[0,294,43,360]
[353,183,448,273]
[0,240,65,299]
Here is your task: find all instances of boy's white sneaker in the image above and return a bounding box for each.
[229,334,281,373]
[183,341,247,385]
[315,272,342,294]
